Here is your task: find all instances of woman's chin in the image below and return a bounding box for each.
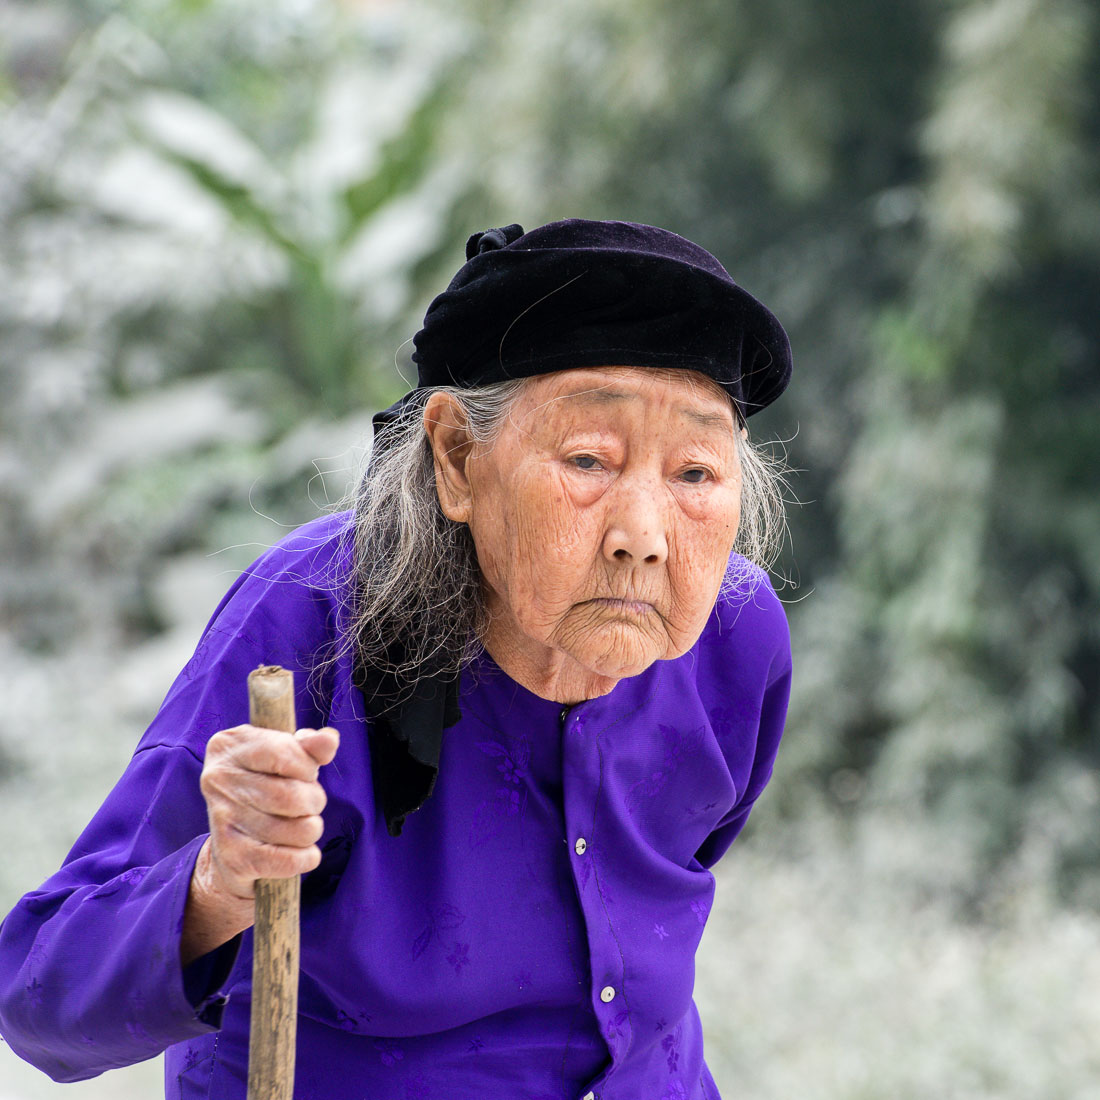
[570,634,666,682]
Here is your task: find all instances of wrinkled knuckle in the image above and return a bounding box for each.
[223,850,249,882]
[206,731,230,757]
[207,803,230,831]
[247,841,273,875]
[275,781,304,818]
[253,778,284,817]
[231,847,260,883]
[258,844,287,879]
[217,827,248,862]
[211,801,240,832]
[296,816,324,846]
[246,744,275,776]
[201,760,231,787]
[279,748,306,780]
[279,847,307,878]
[258,738,282,766]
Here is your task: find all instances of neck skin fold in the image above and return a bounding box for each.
[480,614,622,705]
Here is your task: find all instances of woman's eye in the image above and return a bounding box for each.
[571,455,601,471]
[679,468,710,484]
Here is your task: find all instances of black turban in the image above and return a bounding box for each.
[411,217,791,416]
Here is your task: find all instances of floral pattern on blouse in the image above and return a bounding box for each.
[0,511,792,1100]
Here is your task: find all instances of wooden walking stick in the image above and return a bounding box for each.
[246,665,300,1100]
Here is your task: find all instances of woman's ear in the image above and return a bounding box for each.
[423,392,474,524]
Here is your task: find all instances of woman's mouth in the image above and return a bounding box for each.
[589,597,656,616]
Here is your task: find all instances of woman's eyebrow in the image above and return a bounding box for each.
[680,407,734,431]
[557,387,733,431]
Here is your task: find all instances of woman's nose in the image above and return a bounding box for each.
[601,484,669,566]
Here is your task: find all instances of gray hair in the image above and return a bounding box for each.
[346,377,789,696]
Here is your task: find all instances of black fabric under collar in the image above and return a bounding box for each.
[354,651,462,839]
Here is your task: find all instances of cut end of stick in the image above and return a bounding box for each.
[248,666,296,734]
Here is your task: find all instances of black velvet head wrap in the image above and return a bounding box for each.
[375,218,792,436]
[360,218,793,835]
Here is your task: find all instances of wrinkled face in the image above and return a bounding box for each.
[429,366,742,698]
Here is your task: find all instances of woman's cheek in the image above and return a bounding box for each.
[677,480,736,518]
[498,500,572,607]
[668,516,734,622]
[534,472,595,552]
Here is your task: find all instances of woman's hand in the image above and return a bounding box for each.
[181,724,339,965]
[199,723,339,899]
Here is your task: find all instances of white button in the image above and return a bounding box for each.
[582,1093,595,1100]
[574,837,587,855]
[600,985,615,1003]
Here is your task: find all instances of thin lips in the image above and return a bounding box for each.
[591,596,656,614]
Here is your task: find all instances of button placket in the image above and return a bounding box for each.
[563,702,621,1076]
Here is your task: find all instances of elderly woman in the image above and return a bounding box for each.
[0,219,793,1099]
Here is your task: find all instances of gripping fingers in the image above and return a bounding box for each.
[227,806,325,850]
[242,773,328,819]
[201,723,338,895]
[222,727,321,782]
[232,837,322,884]
[213,817,325,887]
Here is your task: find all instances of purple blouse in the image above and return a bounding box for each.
[0,510,791,1100]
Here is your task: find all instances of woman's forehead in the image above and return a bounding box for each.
[517,366,736,428]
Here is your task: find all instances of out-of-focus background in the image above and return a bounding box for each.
[2,0,1099,1096]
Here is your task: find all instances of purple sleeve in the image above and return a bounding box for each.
[0,522,339,1082]
[0,746,229,1082]
[692,574,794,870]
[693,657,792,868]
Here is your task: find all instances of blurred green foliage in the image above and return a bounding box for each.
[2,0,1099,912]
